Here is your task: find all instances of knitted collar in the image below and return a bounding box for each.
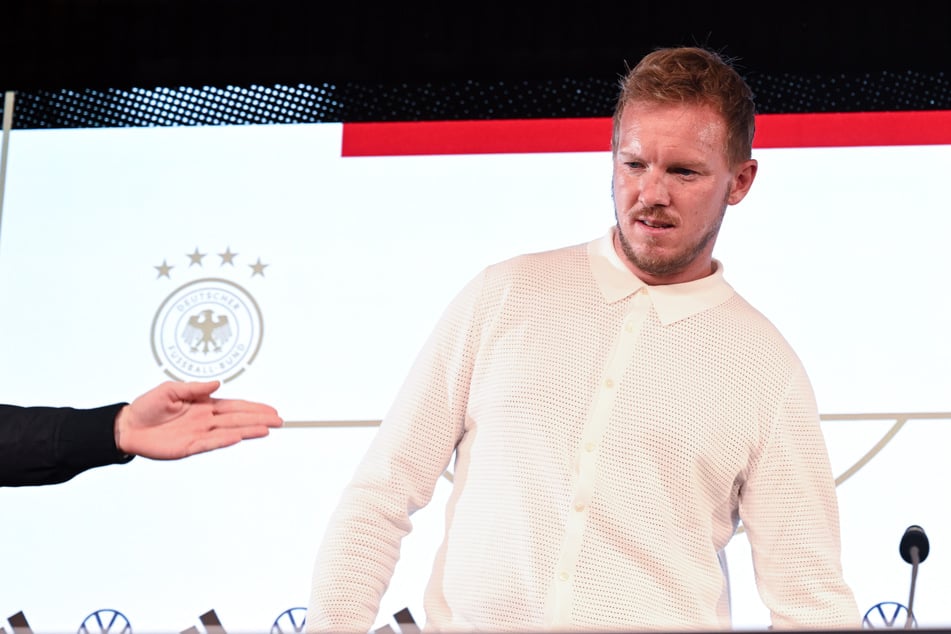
[587,226,736,325]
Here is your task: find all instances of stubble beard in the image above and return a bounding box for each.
[614,205,725,280]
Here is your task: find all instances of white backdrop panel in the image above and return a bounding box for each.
[0,121,949,632]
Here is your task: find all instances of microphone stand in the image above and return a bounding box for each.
[900,524,930,629]
[905,545,921,629]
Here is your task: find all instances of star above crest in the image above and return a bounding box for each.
[219,246,238,265]
[154,259,173,279]
[153,247,269,279]
[187,247,207,266]
[250,257,269,277]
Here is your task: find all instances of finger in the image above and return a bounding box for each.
[234,425,275,439]
[208,410,283,428]
[211,399,281,417]
[186,427,273,456]
[186,431,246,455]
[169,380,221,402]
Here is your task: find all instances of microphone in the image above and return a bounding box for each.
[900,525,930,564]
[899,524,930,629]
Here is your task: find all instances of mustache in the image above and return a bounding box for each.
[625,204,677,226]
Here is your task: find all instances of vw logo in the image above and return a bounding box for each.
[270,607,307,634]
[77,609,132,634]
[863,601,916,629]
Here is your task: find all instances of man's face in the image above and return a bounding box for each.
[612,100,757,285]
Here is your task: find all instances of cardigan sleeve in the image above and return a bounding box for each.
[306,269,486,633]
[0,402,134,487]
[739,363,860,629]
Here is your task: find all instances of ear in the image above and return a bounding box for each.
[727,159,758,205]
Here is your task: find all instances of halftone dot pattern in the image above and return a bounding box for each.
[2,71,948,129]
[7,84,344,128]
[747,70,951,114]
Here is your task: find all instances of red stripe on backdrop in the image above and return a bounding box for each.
[340,111,951,156]
[342,118,612,156]
[755,111,951,148]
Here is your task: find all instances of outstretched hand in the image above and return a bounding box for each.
[114,380,283,460]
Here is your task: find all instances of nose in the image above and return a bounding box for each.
[637,169,670,207]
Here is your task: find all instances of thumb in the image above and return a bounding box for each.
[167,380,221,401]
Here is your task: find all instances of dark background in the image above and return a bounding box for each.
[2,1,950,126]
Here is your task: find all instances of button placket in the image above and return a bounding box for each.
[545,291,651,627]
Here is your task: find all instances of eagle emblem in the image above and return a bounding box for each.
[152,275,263,382]
[184,308,232,353]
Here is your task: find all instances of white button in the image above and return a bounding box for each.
[584,442,595,452]
[574,503,585,512]
[559,571,569,581]
[604,378,614,388]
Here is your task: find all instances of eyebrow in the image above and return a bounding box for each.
[615,152,708,170]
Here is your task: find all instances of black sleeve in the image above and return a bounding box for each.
[0,402,135,487]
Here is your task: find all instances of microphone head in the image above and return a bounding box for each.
[900,524,930,564]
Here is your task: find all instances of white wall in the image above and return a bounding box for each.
[1,119,949,633]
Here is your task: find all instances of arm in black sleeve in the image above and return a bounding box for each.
[0,403,135,487]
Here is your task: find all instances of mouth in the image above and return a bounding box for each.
[636,217,675,230]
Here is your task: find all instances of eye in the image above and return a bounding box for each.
[625,161,645,170]
[671,167,698,177]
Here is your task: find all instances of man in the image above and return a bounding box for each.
[1,380,282,487]
[306,46,859,631]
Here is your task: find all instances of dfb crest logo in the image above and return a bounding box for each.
[151,246,268,383]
